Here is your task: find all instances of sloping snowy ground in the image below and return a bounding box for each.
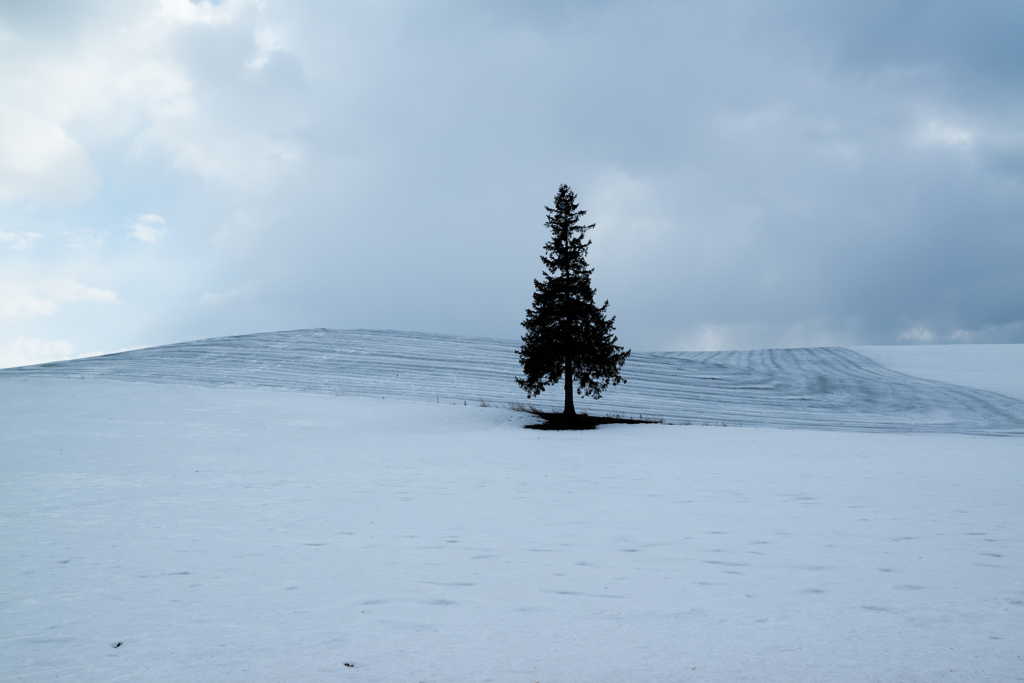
[3,329,1022,435]
[854,344,1024,402]
[1,378,1021,683]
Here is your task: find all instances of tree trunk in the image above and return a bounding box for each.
[564,356,575,416]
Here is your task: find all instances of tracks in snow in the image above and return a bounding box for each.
[2,329,1021,435]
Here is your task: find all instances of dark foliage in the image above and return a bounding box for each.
[516,184,630,415]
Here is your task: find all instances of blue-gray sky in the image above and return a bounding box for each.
[1,0,1022,366]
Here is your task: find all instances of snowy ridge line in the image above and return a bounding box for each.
[2,328,1022,435]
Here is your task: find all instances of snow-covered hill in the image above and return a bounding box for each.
[3,328,1022,435]
[854,343,1024,402]
[2,332,1021,682]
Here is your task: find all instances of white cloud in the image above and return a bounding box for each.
[0,1,1021,353]
[670,324,740,352]
[129,214,167,243]
[199,287,247,307]
[211,208,276,253]
[898,325,935,342]
[0,105,100,204]
[0,231,44,249]
[915,120,974,149]
[61,229,107,249]
[670,322,849,352]
[133,124,305,191]
[0,0,304,204]
[589,170,670,263]
[0,280,119,319]
[248,26,286,70]
[157,0,255,27]
[0,1,261,207]
[0,336,75,369]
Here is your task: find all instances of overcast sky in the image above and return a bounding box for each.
[1,0,1022,366]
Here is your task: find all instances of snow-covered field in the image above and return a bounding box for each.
[854,344,1024,403]
[1,331,1022,682]
[5,329,1022,434]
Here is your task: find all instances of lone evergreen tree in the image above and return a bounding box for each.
[516,184,630,416]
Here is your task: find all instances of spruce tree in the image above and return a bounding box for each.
[516,184,630,416]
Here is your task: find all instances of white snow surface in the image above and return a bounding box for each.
[1,331,1022,682]
[853,344,1024,403]
[4,329,1023,435]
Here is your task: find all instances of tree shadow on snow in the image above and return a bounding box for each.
[507,401,663,431]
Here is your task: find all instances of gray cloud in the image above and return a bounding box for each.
[0,0,1020,361]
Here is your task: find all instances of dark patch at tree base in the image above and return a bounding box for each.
[510,403,662,430]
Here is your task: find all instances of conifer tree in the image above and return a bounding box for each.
[516,184,630,415]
